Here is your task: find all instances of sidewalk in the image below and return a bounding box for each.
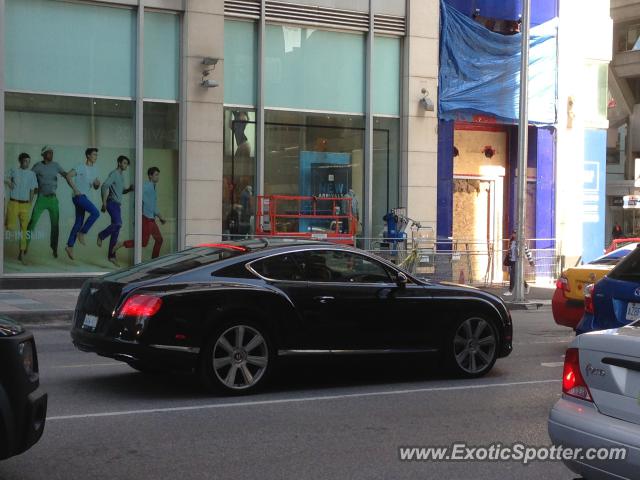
[0,289,80,324]
[0,283,554,325]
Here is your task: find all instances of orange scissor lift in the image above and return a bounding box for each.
[256,195,356,245]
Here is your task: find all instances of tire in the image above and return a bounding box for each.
[446,315,499,378]
[127,360,168,374]
[200,320,273,395]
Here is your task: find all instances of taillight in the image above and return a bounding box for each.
[555,276,569,295]
[562,348,592,402]
[584,283,595,314]
[118,294,163,318]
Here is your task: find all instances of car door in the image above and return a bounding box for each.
[299,249,410,350]
[247,252,313,349]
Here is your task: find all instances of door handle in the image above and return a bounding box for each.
[314,296,335,304]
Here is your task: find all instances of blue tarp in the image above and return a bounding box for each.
[438,0,558,125]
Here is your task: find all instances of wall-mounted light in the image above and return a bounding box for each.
[419,88,434,112]
[201,57,220,88]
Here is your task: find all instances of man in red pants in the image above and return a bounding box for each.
[114,166,166,259]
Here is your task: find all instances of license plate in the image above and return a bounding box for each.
[626,303,640,322]
[82,314,98,330]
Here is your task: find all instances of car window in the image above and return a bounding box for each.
[105,246,248,282]
[214,263,257,279]
[251,253,305,281]
[304,250,392,283]
[608,247,640,282]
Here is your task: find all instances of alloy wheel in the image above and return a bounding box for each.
[453,317,497,374]
[212,325,269,390]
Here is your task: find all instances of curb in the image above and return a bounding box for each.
[504,301,546,311]
[4,310,74,325]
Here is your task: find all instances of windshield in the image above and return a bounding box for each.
[589,245,637,265]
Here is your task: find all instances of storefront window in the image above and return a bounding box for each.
[223,109,257,238]
[265,25,365,114]
[373,36,401,116]
[224,20,258,107]
[144,12,180,101]
[3,93,136,273]
[5,0,136,98]
[135,103,179,261]
[264,110,365,237]
[373,117,400,237]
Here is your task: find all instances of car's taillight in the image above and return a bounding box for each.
[555,276,569,295]
[562,348,592,402]
[118,294,163,318]
[584,283,595,314]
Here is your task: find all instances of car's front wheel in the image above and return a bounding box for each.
[200,321,273,394]
[447,316,498,378]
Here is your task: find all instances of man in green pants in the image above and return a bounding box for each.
[27,145,72,259]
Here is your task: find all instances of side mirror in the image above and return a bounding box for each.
[396,272,408,288]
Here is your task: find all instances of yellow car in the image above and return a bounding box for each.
[552,243,638,328]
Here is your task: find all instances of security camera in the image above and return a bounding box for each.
[202,57,219,66]
[420,96,434,111]
[201,79,219,88]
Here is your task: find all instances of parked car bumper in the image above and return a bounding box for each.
[551,288,584,329]
[548,397,640,480]
[71,327,199,371]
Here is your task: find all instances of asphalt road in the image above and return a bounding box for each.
[1,308,578,480]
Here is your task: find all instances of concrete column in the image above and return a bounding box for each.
[182,0,225,246]
[403,0,439,230]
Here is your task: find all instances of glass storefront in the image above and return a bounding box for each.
[373,117,400,237]
[2,1,180,275]
[264,110,365,237]
[4,93,135,272]
[223,108,257,238]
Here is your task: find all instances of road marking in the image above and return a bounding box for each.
[47,379,560,422]
[48,362,127,369]
[541,362,565,367]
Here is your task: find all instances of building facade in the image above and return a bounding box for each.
[607,0,640,244]
[0,0,439,278]
[0,0,612,282]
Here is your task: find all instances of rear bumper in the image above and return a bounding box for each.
[548,397,640,480]
[551,288,583,328]
[71,328,199,371]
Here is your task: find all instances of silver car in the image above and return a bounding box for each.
[548,325,640,479]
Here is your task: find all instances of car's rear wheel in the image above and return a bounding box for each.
[447,316,498,378]
[200,321,273,394]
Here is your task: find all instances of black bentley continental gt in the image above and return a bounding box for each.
[71,239,513,394]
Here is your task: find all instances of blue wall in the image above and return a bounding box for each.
[437,120,455,248]
[444,0,558,25]
[582,130,607,263]
[536,128,556,250]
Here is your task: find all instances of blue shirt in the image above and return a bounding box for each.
[6,168,38,202]
[102,169,126,204]
[142,181,159,220]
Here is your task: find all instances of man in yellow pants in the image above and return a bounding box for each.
[4,153,38,263]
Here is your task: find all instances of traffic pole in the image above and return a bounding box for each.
[514,0,531,303]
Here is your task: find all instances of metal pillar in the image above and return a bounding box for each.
[256,0,266,197]
[134,1,145,264]
[0,0,5,273]
[514,0,531,302]
[363,0,374,247]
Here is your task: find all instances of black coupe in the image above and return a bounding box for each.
[71,240,513,394]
